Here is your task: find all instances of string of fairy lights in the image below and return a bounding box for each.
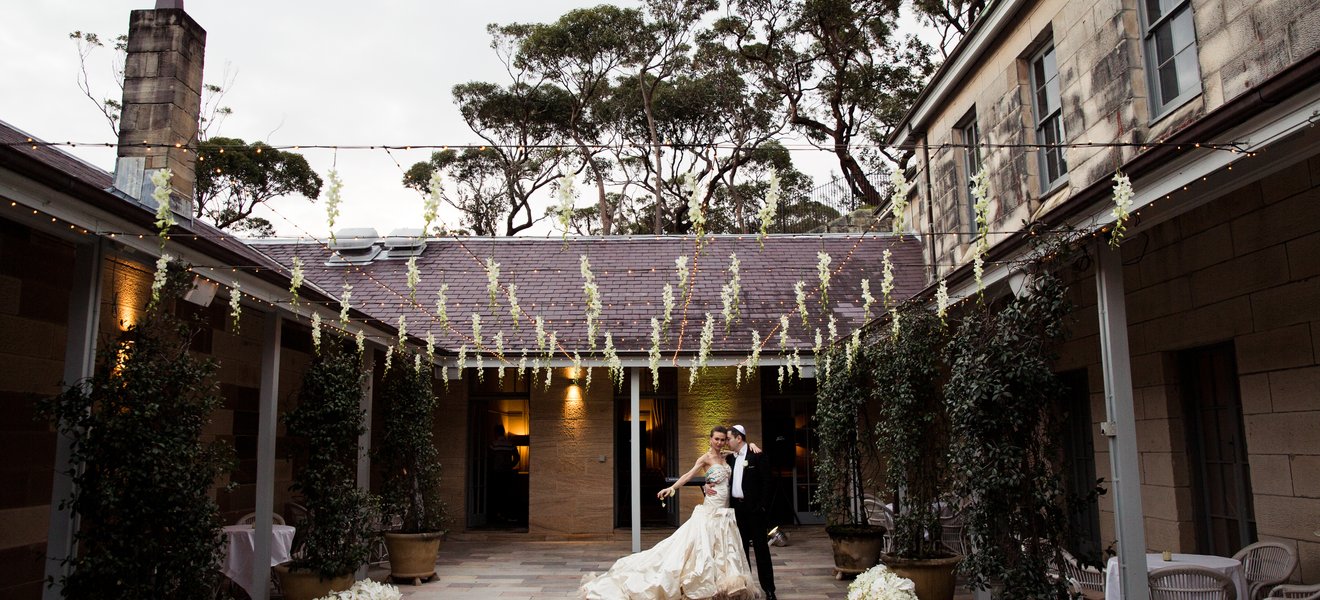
[3,116,1303,390]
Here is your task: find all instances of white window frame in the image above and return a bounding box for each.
[1029,42,1068,195]
[1139,0,1203,119]
[955,110,982,238]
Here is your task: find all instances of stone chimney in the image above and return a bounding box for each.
[112,1,205,212]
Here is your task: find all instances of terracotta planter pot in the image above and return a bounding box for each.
[826,525,888,579]
[383,531,443,584]
[272,564,354,600]
[881,554,962,600]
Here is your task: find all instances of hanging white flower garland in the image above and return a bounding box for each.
[880,249,895,306]
[580,255,602,348]
[494,331,505,383]
[720,253,742,330]
[151,168,174,241]
[1110,170,1133,248]
[556,173,576,239]
[470,313,482,346]
[507,283,521,328]
[485,257,501,308]
[424,170,443,235]
[384,345,393,374]
[289,256,304,305]
[325,169,343,238]
[229,282,242,334]
[339,282,353,326]
[860,279,875,323]
[757,171,780,247]
[355,329,365,355]
[661,283,675,330]
[675,256,690,298]
[686,173,706,242]
[936,279,950,322]
[817,251,833,307]
[794,281,809,326]
[603,332,622,388]
[150,253,172,307]
[436,284,449,327]
[649,317,662,388]
[746,330,762,381]
[971,167,991,253]
[396,315,408,347]
[406,256,420,301]
[889,163,910,233]
[311,312,323,355]
[456,345,468,372]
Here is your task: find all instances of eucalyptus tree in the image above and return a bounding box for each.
[492,6,645,235]
[911,0,985,56]
[403,148,506,236]
[195,137,323,236]
[714,0,935,204]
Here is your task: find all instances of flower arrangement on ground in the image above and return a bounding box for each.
[848,564,918,600]
[313,579,402,600]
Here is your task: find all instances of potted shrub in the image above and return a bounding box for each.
[944,250,1074,599]
[373,347,449,584]
[38,265,234,599]
[814,343,888,579]
[278,338,378,600]
[871,305,961,600]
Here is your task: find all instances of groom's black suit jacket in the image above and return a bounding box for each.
[726,446,771,512]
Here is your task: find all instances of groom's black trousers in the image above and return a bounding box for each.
[731,497,776,594]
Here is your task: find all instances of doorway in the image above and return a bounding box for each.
[615,368,679,527]
[467,369,531,530]
[1059,369,1103,559]
[1180,343,1257,555]
[761,368,822,525]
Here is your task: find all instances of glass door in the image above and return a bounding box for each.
[467,369,531,530]
[615,368,679,527]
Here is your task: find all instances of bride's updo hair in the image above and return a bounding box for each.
[709,425,728,437]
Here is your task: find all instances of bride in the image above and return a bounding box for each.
[578,426,766,600]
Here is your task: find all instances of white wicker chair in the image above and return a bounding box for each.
[937,511,968,556]
[1149,565,1236,600]
[236,512,286,526]
[862,494,895,554]
[1268,584,1320,600]
[1058,548,1106,600]
[1234,542,1298,600]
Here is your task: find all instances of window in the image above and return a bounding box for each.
[1141,0,1201,116]
[1030,43,1068,193]
[956,111,982,236]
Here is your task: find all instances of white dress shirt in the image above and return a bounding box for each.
[732,443,748,499]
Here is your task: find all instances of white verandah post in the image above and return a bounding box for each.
[630,367,642,553]
[355,344,376,580]
[251,309,283,600]
[43,239,104,600]
[1096,245,1149,600]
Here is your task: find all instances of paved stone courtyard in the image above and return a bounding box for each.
[364,525,976,599]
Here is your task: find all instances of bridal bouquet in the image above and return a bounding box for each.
[313,580,403,600]
[847,564,918,600]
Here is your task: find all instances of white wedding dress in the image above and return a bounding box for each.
[578,463,765,599]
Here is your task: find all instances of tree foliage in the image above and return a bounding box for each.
[38,265,233,599]
[196,137,323,236]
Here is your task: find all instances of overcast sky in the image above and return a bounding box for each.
[2,1,930,238]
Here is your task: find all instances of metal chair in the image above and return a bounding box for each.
[1058,548,1106,600]
[1149,565,1237,600]
[1234,542,1298,600]
[1268,584,1320,600]
[236,512,286,526]
[862,494,895,553]
[937,510,968,556]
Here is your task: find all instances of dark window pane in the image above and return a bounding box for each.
[1146,0,1166,22]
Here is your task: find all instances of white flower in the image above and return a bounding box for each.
[426,331,436,364]
[150,253,171,305]
[847,564,917,600]
[543,353,553,390]
[889,162,911,234]
[649,317,662,388]
[485,257,501,308]
[661,283,675,329]
[325,169,343,237]
[936,279,950,321]
[151,168,174,239]
[828,315,838,343]
[546,332,557,363]
[860,279,875,322]
[794,281,809,326]
[355,329,365,355]
[406,256,421,300]
[580,255,602,348]
[316,577,403,600]
[387,347,398,375]
[229,283,242,334]
[507,283,520,328]
[456,345,468,372]
[720,253,741,329]
[397,314,408,346]
[973,251,985,294]
[424,169,443,235]
[518,349,528,381]
[697,313,715,371]
[289,257,305,305]
[535,316,547,351]
[436,284,449,326]
[880,249,895,306]
[747,330,762,380]
[813,328,823,358]
[474,351,484,382]
[572,352,583,389]
[471,313,482,346]
[778,364,787,391]
[311,312,322,354]
[441,355,450,389]
[971,167,991,253]
[778,315,790,351]
[890,307,901,337]
[339,282,353,326]
[556,173,576,237]
[495,331,505,383]
[604,332,622,388]
[685,173,706,232]
[1110,169,1134,247]
[846,328,862,373]
[675,256,690,297]
[817,252,833,306]
[414,353,422,374]
[757,171,780,247]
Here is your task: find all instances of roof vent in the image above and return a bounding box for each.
[381,228,426,259]
[327,228,381,265]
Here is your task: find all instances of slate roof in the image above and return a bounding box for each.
[252,234,927,356]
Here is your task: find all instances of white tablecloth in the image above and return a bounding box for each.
[222,524,296,598]
[1104,553,1246,600]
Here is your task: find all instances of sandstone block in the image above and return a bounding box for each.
[1268,366,1320,413]
[1248,453,1294,496]
[1291,455,1320,498]
[1236,323,1314,374]
[1244,411,1320,454]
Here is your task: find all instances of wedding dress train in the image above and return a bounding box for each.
[578,463,765,599]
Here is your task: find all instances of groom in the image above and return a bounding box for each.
[727,424,776,599]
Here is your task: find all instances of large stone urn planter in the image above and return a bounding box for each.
[881,554,962,600]
[272,564,354,600]
[826,524,888,579]
[383,531,443,584]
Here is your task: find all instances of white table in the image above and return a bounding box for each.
[1105,553,1247,600]
[221,524,296,598]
